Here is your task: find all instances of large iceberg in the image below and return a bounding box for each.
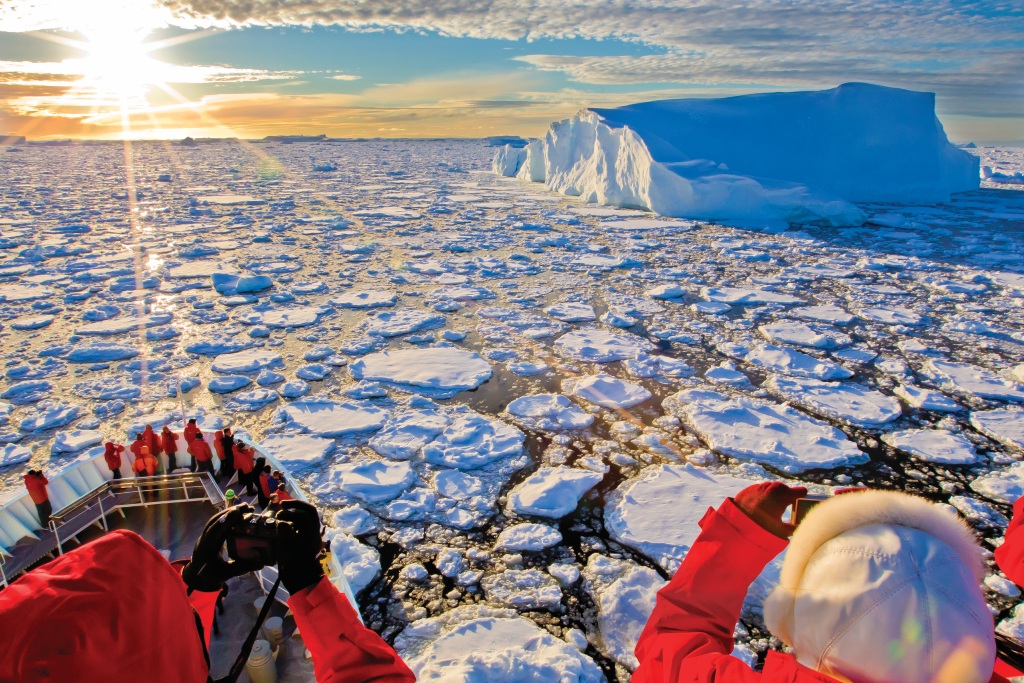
[494,83,978,226]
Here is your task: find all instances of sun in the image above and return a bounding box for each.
[74,27,169,103]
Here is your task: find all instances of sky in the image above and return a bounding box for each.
[0,0,1021,142]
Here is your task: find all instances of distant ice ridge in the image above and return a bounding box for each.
[494,83,978,227]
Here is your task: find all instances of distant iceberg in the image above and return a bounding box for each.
[494,83,979,227]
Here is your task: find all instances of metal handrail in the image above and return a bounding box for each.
[47,472,224,557]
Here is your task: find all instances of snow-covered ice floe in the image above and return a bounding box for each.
[494,83,976,225]
[395,605,603,682]
[764,376,901,428]
[350,348,493,398]
[665,389,867,472]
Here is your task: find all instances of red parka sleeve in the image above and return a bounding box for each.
[288,576,415,683]
[996,497,1024,587]
[632,498,788,683]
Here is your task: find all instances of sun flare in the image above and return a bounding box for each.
[74,28,167,103]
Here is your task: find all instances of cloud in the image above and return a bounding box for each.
[327,73,361,81]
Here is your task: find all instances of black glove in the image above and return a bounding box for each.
[182,504,264,592]
[275,500,325,594]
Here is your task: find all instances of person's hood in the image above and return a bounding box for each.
[0,530,208,682]
[764,490,994,683]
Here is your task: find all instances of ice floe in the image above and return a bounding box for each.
[566,373,652,409]
[505,394,593,431]
[667,389,866,472]
[350,348,492,397]
[280,401,388,437]
[506,466,604,518]
[881,429,978,464]
[765,376,902,428]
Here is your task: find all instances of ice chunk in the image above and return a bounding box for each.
[506,466,604,518]
[505,394,593,431]
[329,460,415,504]
[19,403,82,432]
[554,329,653,363]
[330,290,398,309]
[281,401,388,436]
[363,309,446,337]
[740,343,854,380]
[326,530,380,596]
[211,349,284,374]
[543,302,596,322]
[369,409,450,460]
[970,408,1024,452]
[971,462,1024,504]
[494,523,562,551]
[584,555,664,669]
[858,306,926,327]
[922,360,1024,402]
[606,464,760,571]
[667,389,866,472]
[791,305,856,325]
[259,433,335,469]
[894,384,962,412]
[702,287,804,305]
[350,348,493,397]
[567,373,652,409]
[759,320,851,349]
[882,429,978,464]
[76,312,172,336]
[208,375,251,393]
[52,429,103,454]
[422,413,524,470]
[0,444,32,468]
[765,376,901,428]
[396,606,603,682]
[482,569,562,610]
[238,306,323,328]
[66,343,139,363]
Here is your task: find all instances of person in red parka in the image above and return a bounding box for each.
[23,469,51,528]
[184,417,199,444]
[188,432,214,475]
[232,442,256,496]
[129,433,145,462]
[633,484,1006,683]
[161,425,179,472]
[142,424,162,464]
[103,441,125,480]
[0,503,415,683]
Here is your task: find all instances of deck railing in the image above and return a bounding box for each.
[0,472,224,587]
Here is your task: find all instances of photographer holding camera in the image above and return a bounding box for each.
[0,501,415,683]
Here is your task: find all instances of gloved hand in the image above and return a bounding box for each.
[276,500,325,594]
[733,482,808,539]
[182,504,264,592]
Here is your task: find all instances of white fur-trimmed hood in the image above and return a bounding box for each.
[780,489,985,590]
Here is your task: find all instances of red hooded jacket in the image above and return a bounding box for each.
[23,473,48,504]
[103,443,124,470]
[632,497,1011,683]
[184,421,199,443]
[162,427,179,455]
[142,426,162,457]
[189,439,213,463]
[233,444,254,474]
[0,530,414,683]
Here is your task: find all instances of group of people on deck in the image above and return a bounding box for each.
[23,418,291,529]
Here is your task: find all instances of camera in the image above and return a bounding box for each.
[226,507,288,565]
[792,495,829,525]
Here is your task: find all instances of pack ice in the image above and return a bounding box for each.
[495,83,977,226]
